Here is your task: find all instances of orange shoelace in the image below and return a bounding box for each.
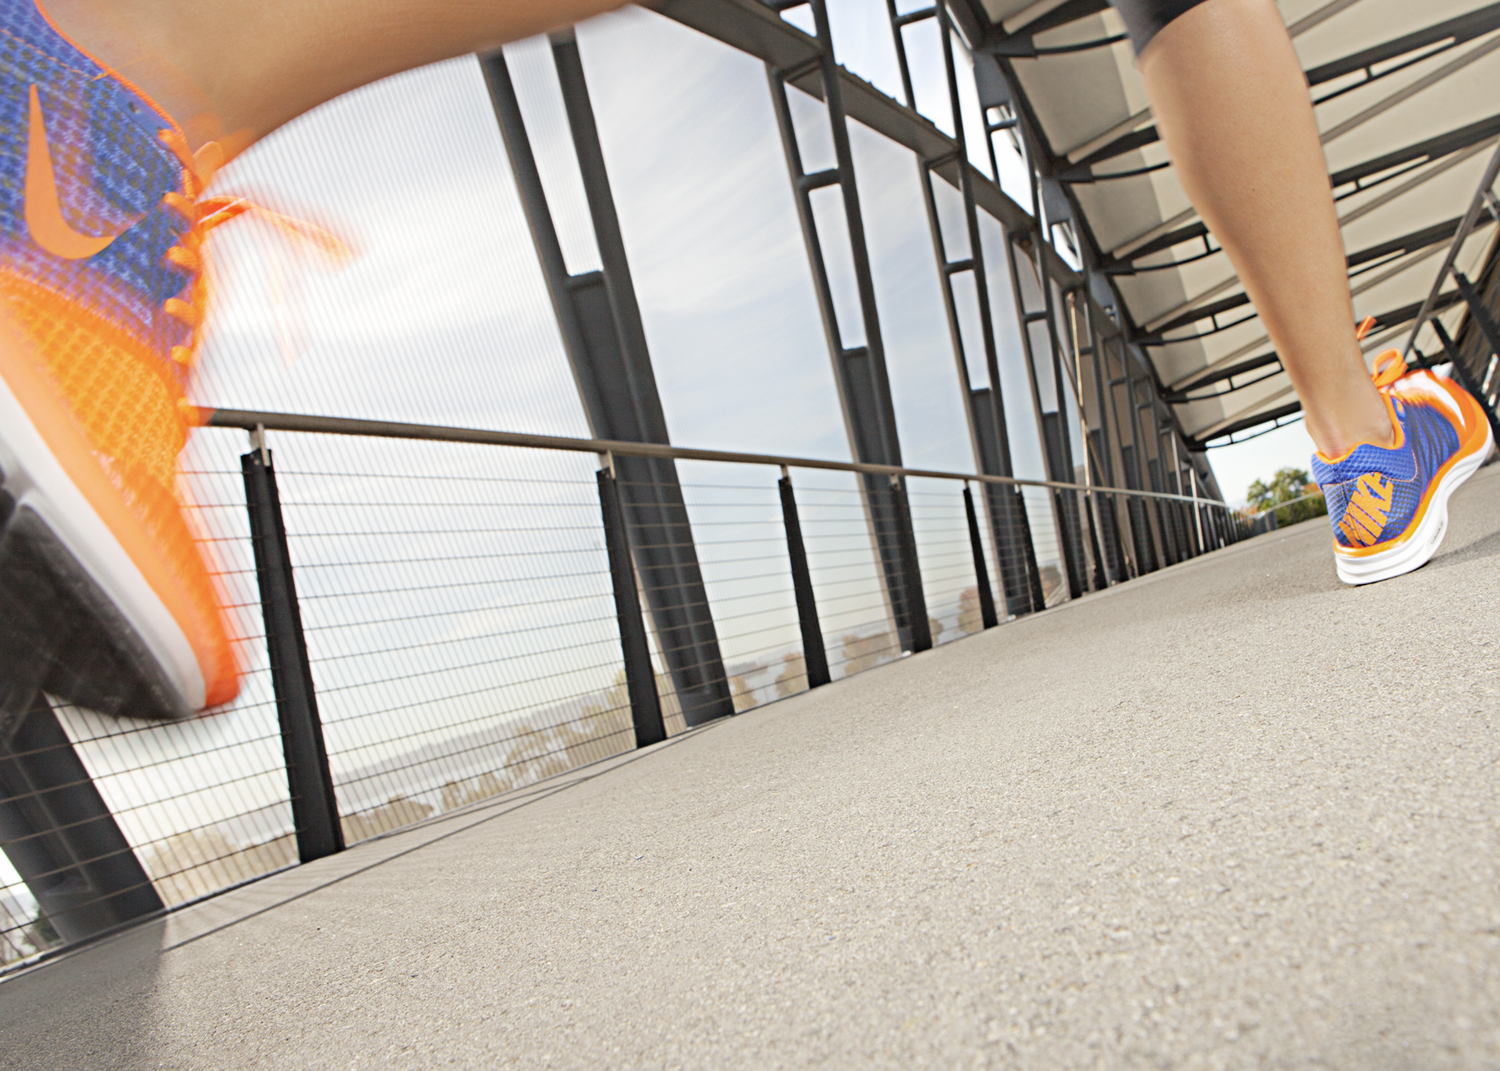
[1353,315,1411,390]
[156,130,348,374]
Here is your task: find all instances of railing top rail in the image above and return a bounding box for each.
[204,407,1232,509]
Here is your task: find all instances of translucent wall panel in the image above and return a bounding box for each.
[900,17,955,135]
[905,478,989,645]
[197,57,590,440]
[988,108,1034,212]
[670,462,806,712]
[848,122,975,473]
[579,9,849,461]
[790,472,902,679]
[269,434,630,838]
[503,38,604,275]
[826,0,906,103]
[978,213,1048,482]
[952,33,995,179]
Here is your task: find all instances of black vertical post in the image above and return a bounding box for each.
[0,697,163,944]
[597,467,666,747]
[962,486,1000,630]
[778,474,831,690]
[889,476,932,653]
[242,447,343,863]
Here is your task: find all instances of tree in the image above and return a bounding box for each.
[1248,466,1327,527]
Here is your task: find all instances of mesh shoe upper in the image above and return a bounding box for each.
[0,0,238,707]
[0,0,197,372]
[1312,378,1464,551]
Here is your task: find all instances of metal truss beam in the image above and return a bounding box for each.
[1182,292,1467,447]
[1098,222,1209,271]
[1054,5,1500,177]
[659,0,1210,499]
[1168,216,1490,397]
[483,49,735,726]
[1304,3,1500,89]
[1330,112,1500,193]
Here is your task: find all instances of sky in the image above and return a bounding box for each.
[3,1,1305,924]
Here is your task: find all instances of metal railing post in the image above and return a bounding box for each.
[889,475,932,653]
[963,485,1000,629]
[597,464,667,747]
[778,471,831,689]
[242,440,343,863]
[0,697,163,943]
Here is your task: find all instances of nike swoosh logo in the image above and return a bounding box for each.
[26,83,128,259]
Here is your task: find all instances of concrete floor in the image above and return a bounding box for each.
[3,465,1499,1070]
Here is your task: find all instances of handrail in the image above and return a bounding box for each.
[203,407,1235,510]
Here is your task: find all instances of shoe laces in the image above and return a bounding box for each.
[1354,315,1410,391]
[156,130,348,377]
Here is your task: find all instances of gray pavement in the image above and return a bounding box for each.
[4,465,1500,1070]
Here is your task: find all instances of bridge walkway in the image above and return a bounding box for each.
[2,465,1498,1070]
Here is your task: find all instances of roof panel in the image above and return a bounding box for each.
[979,0,1500,440]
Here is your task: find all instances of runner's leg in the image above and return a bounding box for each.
[1121,0,1392,457]
[42,0,636,146]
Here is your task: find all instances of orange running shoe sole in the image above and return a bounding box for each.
[0,312,237,727]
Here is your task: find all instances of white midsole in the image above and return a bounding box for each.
[0,362,204,712]
[1334,421,1494,585]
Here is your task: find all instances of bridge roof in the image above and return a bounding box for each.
[970,0,1500,443]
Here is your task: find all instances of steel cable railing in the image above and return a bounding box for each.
[0,409,1251,973]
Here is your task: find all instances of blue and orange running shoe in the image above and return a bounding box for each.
[0,0,245,726]
[1312,349,1493,586]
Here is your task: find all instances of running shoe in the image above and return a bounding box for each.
[1312,350,1493,586]
[0,0,242,727]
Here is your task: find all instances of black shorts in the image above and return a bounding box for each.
[1111,0,1214,53]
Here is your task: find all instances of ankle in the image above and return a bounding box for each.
[1311,403,1397,459]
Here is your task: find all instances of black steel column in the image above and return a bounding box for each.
[1088,429,1126,582]
[1040,411,1087,594]
[483,51,734,727]
[0,697,163,945]
[962,485,1000,630]
[778,474,831,690]
[243,447,342,863]
[1011,237,1087,598]
[1146,456,1179,567]
[969,388,1045,614]
[598,467,667,747]
[891,0,1042,619]
[888,476,932,653]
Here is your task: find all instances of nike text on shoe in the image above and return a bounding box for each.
[0,0,243,729]
[1312,351,1494,586]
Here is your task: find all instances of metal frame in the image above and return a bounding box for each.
[763,0,928,652]
[886,0,1044,616]
[483,48,735,728]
